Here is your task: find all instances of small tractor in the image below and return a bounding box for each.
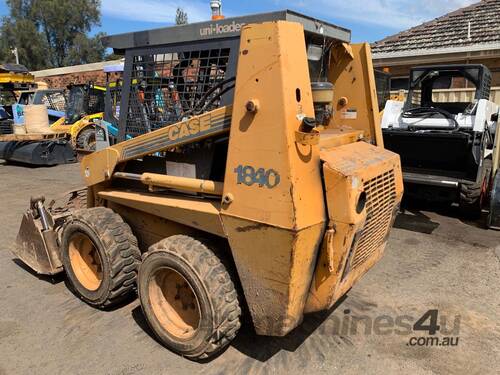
[381,65,500,227]
[51,82,106,152]
[12,11,403,359]
[0,65,76,165]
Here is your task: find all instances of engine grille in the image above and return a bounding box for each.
[351,170,397,270]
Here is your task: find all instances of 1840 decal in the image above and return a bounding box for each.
[234,165,280,189]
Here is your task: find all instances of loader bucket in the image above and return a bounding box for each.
[13,204,63,275]
[0,140,76,166]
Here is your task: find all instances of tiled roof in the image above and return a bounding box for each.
[372,0,500,55]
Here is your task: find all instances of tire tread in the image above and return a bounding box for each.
[67,207,141,307]
[147,235,241,359]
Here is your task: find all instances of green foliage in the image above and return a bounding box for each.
[66,32,106,66]
[0,17,48,70]
[0,0,106,70]
[175,7,188,25]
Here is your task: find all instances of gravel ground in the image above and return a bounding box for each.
[0,160,499,375]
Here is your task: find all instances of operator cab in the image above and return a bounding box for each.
[403,65,491,129]
[65,83,106,125]
[103,10,352,182]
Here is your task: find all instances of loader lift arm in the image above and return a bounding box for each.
[81,105,233,187]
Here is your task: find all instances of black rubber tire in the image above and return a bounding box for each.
[459,159,492,219]
[76,127,96,151]
[50,189,88,216]
[61,207,141,308]
[138,235,241,360]
[65,189,88,211]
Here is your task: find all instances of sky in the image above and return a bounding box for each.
[0,0,479,42]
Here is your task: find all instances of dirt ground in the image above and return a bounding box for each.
[0,160,499,375]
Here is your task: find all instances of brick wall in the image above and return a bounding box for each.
[36,70,122,89]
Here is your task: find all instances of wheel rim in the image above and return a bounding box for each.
[149,267,201,340]
[68,232,103,291]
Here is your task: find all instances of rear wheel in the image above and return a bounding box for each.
[459,159,492,219]
[76,127,96,152]
[138,235,241,360]
[61,207,141,308]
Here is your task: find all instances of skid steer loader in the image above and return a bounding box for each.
[12,11,403,359]
[381,65,500,226]
[50,83,106,152]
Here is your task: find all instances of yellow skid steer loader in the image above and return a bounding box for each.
[12,11,403,360]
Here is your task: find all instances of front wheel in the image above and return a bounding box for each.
[76,127,96,152]
[61,207,141,308]
[138,235,241,360]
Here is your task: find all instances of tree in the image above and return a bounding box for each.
[175,7,188,25]
[0,0,106,70]
[0,18,47,70]
[66,32,107,66]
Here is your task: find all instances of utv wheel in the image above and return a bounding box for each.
[76,127,96,151]
[138,235,241,360]
[61,207,141,308]
[459,160,492,219]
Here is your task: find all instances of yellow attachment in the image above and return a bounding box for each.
[305,141,403,313]
[0,72,35,85]
[50,117,66,130]
[81,106,232,186]
[50,113,104,147]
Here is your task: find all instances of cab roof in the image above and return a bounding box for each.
[103,9,351,54]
